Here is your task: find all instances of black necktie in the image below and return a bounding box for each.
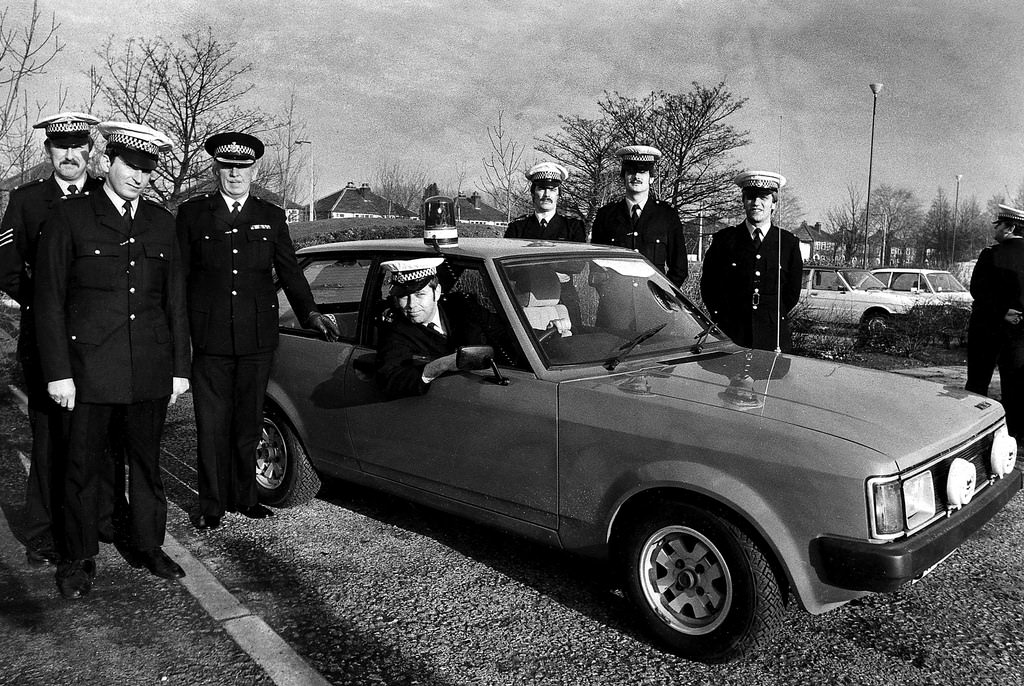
[540,218,547,229]
[428,322,444,337]
[753,228,762,250]
[231,201,241,221]
[67,184,78,195]
[122,201,133,230]
[631,204,641,228]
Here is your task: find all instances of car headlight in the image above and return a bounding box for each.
[990,425,1017,478]
[946,457,976,509]
[871,471,936,537]
[903,471,936,529]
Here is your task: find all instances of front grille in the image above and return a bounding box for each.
[929,432,996,511]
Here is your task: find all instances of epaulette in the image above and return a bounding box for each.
[180,192,214,204]
[509,214,528,223]
[11,178,46,193]
[252,195,283,211]
[141,196,174,215]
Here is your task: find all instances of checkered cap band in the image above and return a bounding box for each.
[46,121,90,135]
[215,142,256,159]
[390,267,437,283]
[532,170,561,180]
[107,132,159,156]
[742,178,780,190]
[621,153,657,162]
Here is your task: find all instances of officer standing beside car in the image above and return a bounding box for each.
[35,121,191,598]
[966,207,1019,396]
[177,132,339,531]
[968,204,1024,437]
[700,171,803,353]
[591,145,688,287]
[0,112,107,567]
[505,162,586,242]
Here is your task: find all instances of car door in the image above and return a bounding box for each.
[802,267,855,324]
[344,256,559,530]
[269,254,377,471]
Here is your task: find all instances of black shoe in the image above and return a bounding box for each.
[191,514,222,530]
[56,559,96,599]
[114,541,146,569]
[26,545,60,567]
[138,548,185,580]
[239,503,274,519]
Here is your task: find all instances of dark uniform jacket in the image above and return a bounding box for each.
[971,238,1024,325]
[700,222,803,352]
[34,190,190,404]
[376,294,500,400]
[176,193,317,356]
[0,175,104,361]
[591,197,688,286]
[505,213,587,242]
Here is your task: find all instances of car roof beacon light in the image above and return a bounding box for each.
[423,195,458,248]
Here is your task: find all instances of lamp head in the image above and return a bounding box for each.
[869,83,883,95]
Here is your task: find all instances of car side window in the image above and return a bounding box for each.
[814,270,839,290]
[891,273,918,292]
[278,258,371,340]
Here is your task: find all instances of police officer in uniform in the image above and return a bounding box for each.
[700,171,803,353]
[0,112,106,566]
[969,204,1024,437]
[35,121,191,598]
[505,162,586,242]
[591,145,688,287]
[177,132,339,531]
[966,207,1019,396]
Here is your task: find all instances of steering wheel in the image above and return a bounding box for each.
[537,326,559,344]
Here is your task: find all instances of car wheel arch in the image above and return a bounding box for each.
[605,484,806,611]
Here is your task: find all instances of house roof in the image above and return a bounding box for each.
[453,192,506,223]
[315,182,415,218]
[185,179,305,209]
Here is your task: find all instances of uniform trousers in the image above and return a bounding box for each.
[997,328,1024,439]
[63,399,168,560]
[193,350,273,517]
[20,352,71,546]
[965,316,1004,396]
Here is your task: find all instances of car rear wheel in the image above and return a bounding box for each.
[256,412,321,508]
[619,503,783,662]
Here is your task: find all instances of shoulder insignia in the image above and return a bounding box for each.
[59,192,91,201]
[252,195,283,211]
[141,197,173,215]
[11,178,46,192]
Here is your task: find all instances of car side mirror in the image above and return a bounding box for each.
[456,345,494,371]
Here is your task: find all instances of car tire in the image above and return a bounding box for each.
[256,412,321,508]
[619,502,783,663]
[861,311,890,335]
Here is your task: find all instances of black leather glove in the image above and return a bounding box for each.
[307,312,340,342]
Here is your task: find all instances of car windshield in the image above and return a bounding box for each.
[500,256,717,366]
[926,272,966,293]
[841,270,886,290]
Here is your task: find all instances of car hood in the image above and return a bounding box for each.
[564,347,1002,471]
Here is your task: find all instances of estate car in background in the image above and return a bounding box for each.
[800,266,918,332]
[871,268,973,307]
[257,238,1019,662]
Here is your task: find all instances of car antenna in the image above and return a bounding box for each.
[774,114,783,354]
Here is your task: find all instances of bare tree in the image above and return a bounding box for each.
[870,185,921,266]
[91,28,270,208]
[536,114,619,228]
[373,153,428,215]
[775,182,807,230]
[920,187,954,267]
[256,91,308,211]
[825,184,865,265]
[478,109,527,222]
[0,1,62,181]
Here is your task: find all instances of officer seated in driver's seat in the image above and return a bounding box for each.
[376,257,512,400]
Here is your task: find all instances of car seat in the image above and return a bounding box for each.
[515,266,572,336]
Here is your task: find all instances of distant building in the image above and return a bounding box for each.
[453,191,506,227]
[314,182,415,220]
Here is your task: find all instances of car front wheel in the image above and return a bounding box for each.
[620,503,783,662]
[256,412,321,508]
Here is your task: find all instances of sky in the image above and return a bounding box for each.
[11,0,1024,222]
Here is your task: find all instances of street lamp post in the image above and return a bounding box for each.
[296,139,314,221]
[864,83,883,267]
[952,174,962,267]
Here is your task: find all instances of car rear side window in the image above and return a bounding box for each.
[278,258,372,340]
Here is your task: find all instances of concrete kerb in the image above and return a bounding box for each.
[2,385,330,686]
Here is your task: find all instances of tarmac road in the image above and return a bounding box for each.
[2,366,1024,685]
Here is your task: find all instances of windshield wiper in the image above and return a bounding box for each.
[604,323,667,371]
[692,322,721,354]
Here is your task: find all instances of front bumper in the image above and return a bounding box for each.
[813,468,1021,593]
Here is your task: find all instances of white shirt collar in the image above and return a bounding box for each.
[102,182,138,216]
[54,176,87,196]
[535,210,556,224]
[745,219,770,237]
[626,196,647,213]
[221,192,249,211]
